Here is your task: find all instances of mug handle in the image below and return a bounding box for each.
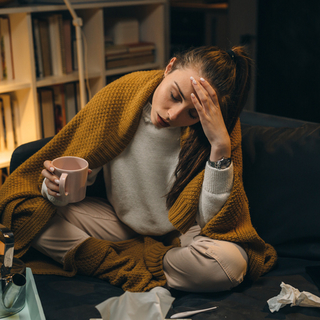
[59,173,69,200]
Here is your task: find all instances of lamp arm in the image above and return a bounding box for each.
[63,0,87,109]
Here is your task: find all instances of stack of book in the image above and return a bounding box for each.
[0,16,14,81]
[0,93,19,153]
[38,82,82,138]
[33,13,75,78]
[105,42,155,69]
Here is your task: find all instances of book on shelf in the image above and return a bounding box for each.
[53,85,66,133]
[63,18,73,74]
[33,14,74,78]
[72,38,78,71]
[48,14,64,76]
[105,42,155,69]
[106,54,155,69]
[10,97,20,147]
[106,50,155,62]
[105,42,155,56]
[38,18,52,77]
[57,14,67,75]
[0,16,14,81]
[33,19,44,78]
[64,82,78,123]
[38,88,55,138]
[0,94,16,152]
[38,83,79,138]
[127,42,156,53]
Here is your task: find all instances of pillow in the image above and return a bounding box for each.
[241,123,320,260]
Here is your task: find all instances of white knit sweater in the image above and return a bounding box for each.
[42,103,233,235]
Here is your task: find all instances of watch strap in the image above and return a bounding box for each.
[208,157,232,170]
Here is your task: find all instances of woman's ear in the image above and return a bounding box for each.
[164,57,177,76]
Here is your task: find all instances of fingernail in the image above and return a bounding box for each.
[190,76,197,84]
[191,93,195,98]
[55,179,60,185]
[50,167,55,172]
[56,193,61,197]
[200,77,205,82]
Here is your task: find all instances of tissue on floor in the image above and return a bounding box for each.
[267,282,320,313]
[96,286,175,320]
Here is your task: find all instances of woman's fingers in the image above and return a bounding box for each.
[42,160,60,196]
[199,78,220,108]
[44,160,54,173]
[190,77,220,118]
[190,77,220,117]
[190,76,230,151]
[45,179,60,196]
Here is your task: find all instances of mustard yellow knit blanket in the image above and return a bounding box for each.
[0,70,277,290]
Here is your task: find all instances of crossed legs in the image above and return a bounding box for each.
[32,197,248,292]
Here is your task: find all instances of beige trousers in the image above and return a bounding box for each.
[32,197,248,292]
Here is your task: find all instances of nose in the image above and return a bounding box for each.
[168,106,184,121]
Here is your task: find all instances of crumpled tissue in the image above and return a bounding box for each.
[95,287,175,320]
[267,282,320,313]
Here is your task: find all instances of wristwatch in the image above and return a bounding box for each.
[208,157,232,170]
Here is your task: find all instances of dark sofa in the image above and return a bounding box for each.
[9,110,320,320]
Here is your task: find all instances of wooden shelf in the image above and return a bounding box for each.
[0,0,167,14]
[0,79,31,93]
[36,71,102,88]
[0,0,168,170]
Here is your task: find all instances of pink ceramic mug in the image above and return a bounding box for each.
[52,156,89,203]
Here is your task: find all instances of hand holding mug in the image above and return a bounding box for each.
[42,156,89,203]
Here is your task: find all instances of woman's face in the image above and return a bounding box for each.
[151,58,201,128]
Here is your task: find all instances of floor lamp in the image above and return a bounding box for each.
[63,0,86,109]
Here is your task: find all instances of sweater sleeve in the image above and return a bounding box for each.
[41,166,102,206]
[196,161,234,228]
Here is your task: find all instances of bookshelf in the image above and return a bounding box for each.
[0,0,168,170]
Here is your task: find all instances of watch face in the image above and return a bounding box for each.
[208,157,231,169]
[219,158,231,169]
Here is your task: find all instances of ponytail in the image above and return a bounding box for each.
[166,46,252,209]
[226,46,252,133]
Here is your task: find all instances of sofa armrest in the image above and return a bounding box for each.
[240,111,320,261]
[10,137,53,173]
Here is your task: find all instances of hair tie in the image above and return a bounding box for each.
[226,49,236,62]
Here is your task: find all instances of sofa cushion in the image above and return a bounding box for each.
[34,257,320,320]
[241,122,320,260]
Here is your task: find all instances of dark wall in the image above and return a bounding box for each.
[256,0,320,122]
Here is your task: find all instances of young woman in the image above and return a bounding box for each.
[0,46,277,293]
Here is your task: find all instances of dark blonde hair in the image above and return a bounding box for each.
[166,46,252,209]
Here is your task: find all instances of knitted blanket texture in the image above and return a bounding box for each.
[0,70,277,291]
